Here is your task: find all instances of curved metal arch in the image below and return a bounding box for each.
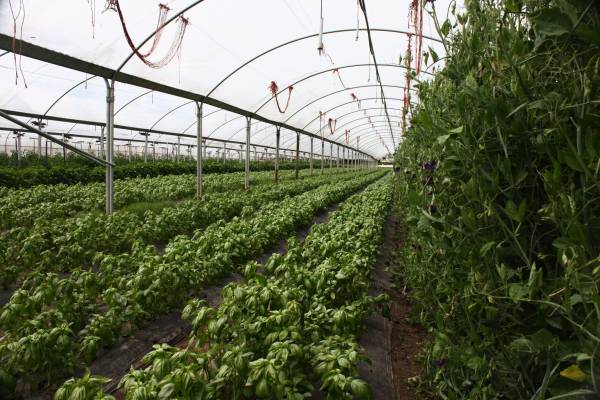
[315,107,403,126]
[150,100,223,134]
[25,75,98,126]
[329,122,404,149]
[152,104,222,141]
[361,135,402,153]
[282,121,402,150]
[227,121,273,140]
[301,97,405,131]
[230,100,405,151]
[334,115,403,135]
[282,97,407,150]
[282,84,412,124]
[341,124,402,143]
[206,28,441,98]
[280,113,403,149]
[254,63,431,115]
[325,128,399,152]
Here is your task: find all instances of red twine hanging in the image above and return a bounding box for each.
[269,81,294,114]
[104,0,188,69]
[328,118,337,135]
[8,0,27,87]
[345,129,350,144]
[332,68,347,89]
[350,92,361,109]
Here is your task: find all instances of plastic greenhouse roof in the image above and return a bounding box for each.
[0,0,451,159]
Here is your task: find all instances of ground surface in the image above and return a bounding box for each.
[359,210,431,400]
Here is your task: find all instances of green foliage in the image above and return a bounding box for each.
[395,0,600,398]
[0,154,312,188]
[0,168,383,396]
[82,176,392,399]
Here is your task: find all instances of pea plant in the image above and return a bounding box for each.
[395,0,599,398]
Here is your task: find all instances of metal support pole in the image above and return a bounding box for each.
[143,133,148,162]
[62,132,67,161]
[245,117,251,190]
[105,81,115,214]
[196,103,203,199]
[153,142,156,161]
[239,144,243,162]
[15,132,22,166]
[329,142,333,169]
[100,127,105,159]
[222,141,226,162]
[177,136,181,162]
[342,147,346,169]
[295,131,300,179]
[309,137,313,175]
[319,115,324,174]
[337,145,340,168]
[275,127,280,183]
[37,119,42,156]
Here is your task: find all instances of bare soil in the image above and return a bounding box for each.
[359,210,431,400]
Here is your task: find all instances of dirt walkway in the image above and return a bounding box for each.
[360,208,431,399]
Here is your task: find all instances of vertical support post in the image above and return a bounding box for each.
[275,127,280,183]
[329,142,333,169]
[100,127,105,159]
[37,119,42,156]
[222,141,226,162]
[337,145,340,168]
[105,80,115,214]
[177,136,181,162]
[143,133,148,162]
[153,142,156,161]
[309,137,313,175]
[245,117,251,190]
[239,144,243,161]
[320,138,324,174]
[62,132,67,161]
[295,131,300,179]
[342,147,346,169]
[196,103,203,199]
[15,132,22,166]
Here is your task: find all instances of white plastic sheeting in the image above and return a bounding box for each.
[0,0,452,158]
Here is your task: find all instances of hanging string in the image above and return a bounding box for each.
[332,68,347,89]
[269,81,294,113]
[8,0,27,87]
[319,111,326,138]
[328,118,337,135]
[355,0,360,41]
[350,92,361,109]
[88,0,96,38]
[345,129,349,144]
[409,0,424,75]
[104,0,188,69]
[317,0,324,55]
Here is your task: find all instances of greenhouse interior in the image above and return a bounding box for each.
[0,0,598,399]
